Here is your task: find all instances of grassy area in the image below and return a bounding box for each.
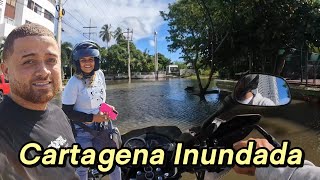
[185,75,210,80]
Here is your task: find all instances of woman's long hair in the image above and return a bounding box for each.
[74,69,96,88]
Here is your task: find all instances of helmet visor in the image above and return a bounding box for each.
[73,48,100,61]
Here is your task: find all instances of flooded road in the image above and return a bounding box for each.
[104,78,220,133]
[54,78,320,179]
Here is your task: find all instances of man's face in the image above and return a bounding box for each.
[1,36,61,104]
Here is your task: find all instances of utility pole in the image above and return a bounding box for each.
[56,0,65,80]
[123,28,133,83]
[56,0,63,48]
[154,31,158,80]
[83,19,97,40]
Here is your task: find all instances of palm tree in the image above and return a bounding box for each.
[61,42,73,79]
[61,42,73,65]
[113,27,126,44]
[99,24,112,48]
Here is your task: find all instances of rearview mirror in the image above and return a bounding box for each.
[233,74,291,106]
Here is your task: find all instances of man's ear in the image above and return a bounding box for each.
[1,61,9,78]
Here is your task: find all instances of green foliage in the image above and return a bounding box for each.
[99,24,112,48]
[61,42,73,66]
[160,0,230,98]
[99,26,172,74]
[174,61,187,69]
[161,0,320,96]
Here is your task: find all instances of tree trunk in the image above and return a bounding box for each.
[274,57,286,76]
[274,50,290,76]
[194,62,206,101]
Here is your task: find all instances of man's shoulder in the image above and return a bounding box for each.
[0,96,15,122]
[48,103,66,115]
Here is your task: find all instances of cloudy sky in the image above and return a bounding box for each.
[62,0,181,61]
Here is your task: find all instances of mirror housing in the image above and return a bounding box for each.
[233,74,291,107]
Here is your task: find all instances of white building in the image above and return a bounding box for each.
[0,0,55,38]
[257,75,280,105]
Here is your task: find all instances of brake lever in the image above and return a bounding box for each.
[254,124,281,148]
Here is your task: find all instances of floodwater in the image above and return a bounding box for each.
[53,78,320,180]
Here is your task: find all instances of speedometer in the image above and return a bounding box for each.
[146,134,173,150]
[123,137,147,149]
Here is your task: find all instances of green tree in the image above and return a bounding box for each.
[61,42,73,66]
[161,0,229,100]
[99,24,113,48]
[213,0,320,76]
[106,44,128,74]
[114,27,126,44]
[61,42,73,79]
[100,47,108,72]
[158,53,171,71]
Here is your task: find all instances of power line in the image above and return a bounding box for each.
[79,0,105,23]
[62,28,78,42]
[64,10,85,27]
[62,20,88,40]
[82,0,89,6]
[62,0,69,5]
[92,0,116,25]
[62,19,82,34]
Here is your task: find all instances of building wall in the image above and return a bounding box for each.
[0,0,56,37]
[0,0,6,23]
[0,22,15,37]
[15,0,55,31]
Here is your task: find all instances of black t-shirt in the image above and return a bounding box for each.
[0,96,79,180]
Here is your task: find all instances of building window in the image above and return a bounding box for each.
[27,0,34,10]
[7,0,16,7]
[44,10,54,23]
[34,3,42,15]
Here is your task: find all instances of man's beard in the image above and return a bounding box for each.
[10,77,61,104]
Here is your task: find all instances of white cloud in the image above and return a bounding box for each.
[62,0,174,47]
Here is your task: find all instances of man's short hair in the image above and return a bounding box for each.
[2,23,56,61]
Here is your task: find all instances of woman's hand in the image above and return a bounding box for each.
[104,104,118,119]
[233,138,274,176]
[93,113,107,122]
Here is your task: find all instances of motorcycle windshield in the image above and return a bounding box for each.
[121,126,182,143]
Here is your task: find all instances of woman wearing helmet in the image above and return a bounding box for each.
[235,75,275,106]
[61,41,121,180]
